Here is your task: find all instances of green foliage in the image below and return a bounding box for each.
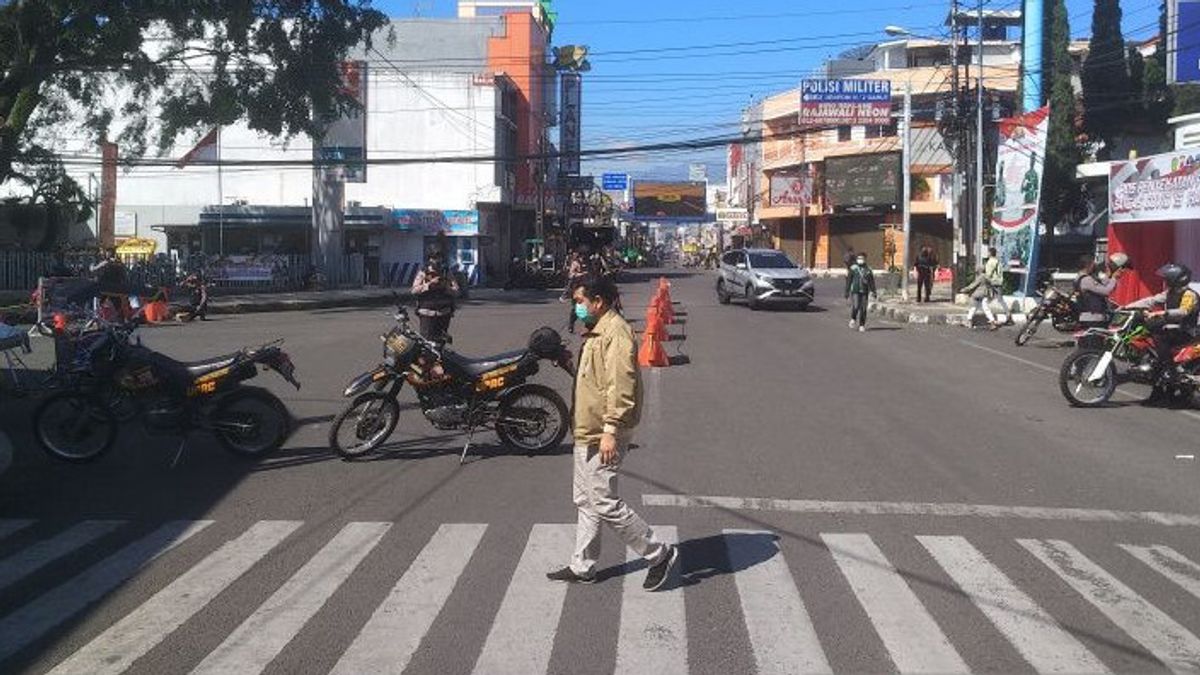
[1041,0,1082,229]
[1081,0,1133,157]
[0,0,388,203]
[1174,85,1200,116]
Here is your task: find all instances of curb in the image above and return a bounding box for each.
[869,302,1029,327]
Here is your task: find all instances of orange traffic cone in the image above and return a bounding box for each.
[637,331,669,368]
[644,305,668,342]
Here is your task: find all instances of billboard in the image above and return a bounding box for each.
[392,209,479,236]
[320,61,368,183]
[1169,0,1200,84]
[560,73,582,175]
[991,106,1050,287]
[768,167,812,207]
[800,79,892,126]
[1109,149,1200,223]
[632,181,707,220]
[824,153,900,210]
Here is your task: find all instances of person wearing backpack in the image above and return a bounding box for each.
[845,253,877,332]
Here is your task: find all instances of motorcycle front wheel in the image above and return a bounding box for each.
[495,384,569,454]
[328,393,400,460]
[1014,308,1044,346]
[34,391,117,463]
[1059,349,1117,407]
[211,387,291,457]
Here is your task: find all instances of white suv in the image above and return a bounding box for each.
[716,248,814,310]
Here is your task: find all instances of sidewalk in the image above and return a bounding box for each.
[870,292,1036,327]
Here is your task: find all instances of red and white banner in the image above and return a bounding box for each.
[1109,149,1200,223]
[175,128,218,168]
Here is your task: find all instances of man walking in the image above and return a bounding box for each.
[915,245,938,303]
[547,275,679,591]
[845,253,877,332]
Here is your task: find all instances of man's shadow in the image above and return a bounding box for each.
[594,531,780,591]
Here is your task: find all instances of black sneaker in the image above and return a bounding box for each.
[546,567,596,584]
[643,545,679,591]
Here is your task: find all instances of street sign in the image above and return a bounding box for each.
[800,79,892,126]
[1168,0,1200,83]
[559,73,582,175]
[558,175,594,191]
[602,173,628,191]
[715,208,749,224]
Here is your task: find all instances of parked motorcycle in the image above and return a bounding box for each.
[33,317,300,463]
[329,305,574,462]
[1015,271,1089,346]
[1058,309,1200,407]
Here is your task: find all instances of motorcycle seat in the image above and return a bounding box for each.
[444,349,527,378]
[181,353,241,377]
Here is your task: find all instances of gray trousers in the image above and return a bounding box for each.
[570,443,668,576]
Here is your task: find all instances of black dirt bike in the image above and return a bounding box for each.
[33,317,301,463]
[329,306,574,462]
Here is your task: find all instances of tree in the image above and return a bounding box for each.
[1081,0,1133,158]
[0,1,388,199]
[1040,0,1083,231]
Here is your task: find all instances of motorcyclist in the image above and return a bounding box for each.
[412,253,459,342]
[1074,254,1123,329]
[1123,262,1199,402]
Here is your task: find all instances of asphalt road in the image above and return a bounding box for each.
[2,270,1200,674]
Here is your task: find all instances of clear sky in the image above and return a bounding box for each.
[374,0,1163,182]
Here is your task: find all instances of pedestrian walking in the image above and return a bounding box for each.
[845,253,877,332]
[915,245,938,303]
[562,251,587,334]
[411,253,459,342]
[842,246,857,271]
[546,275,679,590]
[963,247,1007,330]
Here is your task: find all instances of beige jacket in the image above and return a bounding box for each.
[573,309,643,446]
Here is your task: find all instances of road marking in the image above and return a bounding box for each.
[472,524,574,675]
[0,520,213,663]
[917,535,1108,674]
[49,520,300,675]
[725,530,831,674]
[0,520,126,592]
[616,526,685,675]
[192,522,390,675]
[823,533,968,673]
[330,523,487,675]
[0,518,35,541]
[1020,538,1200,672]
[643,493,1200,527]
[1121,544,1200,601]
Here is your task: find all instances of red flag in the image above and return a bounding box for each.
[175,128,219,168]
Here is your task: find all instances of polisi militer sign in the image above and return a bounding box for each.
[800,79,892,126]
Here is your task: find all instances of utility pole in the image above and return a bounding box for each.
[975,0,986,264]
[901,83,913,301]
[949,0,965,289]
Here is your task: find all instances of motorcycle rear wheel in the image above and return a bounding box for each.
[1059,349,1117,407]
[495,384,569,454]
[34,392,117,463]
[329,393,400,460]
[211,388,290,457]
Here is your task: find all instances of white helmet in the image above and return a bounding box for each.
[1108,252,1129,269]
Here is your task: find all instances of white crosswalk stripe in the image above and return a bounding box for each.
[330,523,487,675]
[824,532,969,673]
[616,526,686,674]
[1122,544,1200,601]
[725,529,831,675]
[0,520,126,592]
[0,520,213,663]
[9,520,1200,674]
[48,520,300,675]
[192,522,390,675]
[472,523,575,675]
[1020,538,1200,673]
[918,535,1108,674]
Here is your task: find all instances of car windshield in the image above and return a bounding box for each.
[748,252,796,269]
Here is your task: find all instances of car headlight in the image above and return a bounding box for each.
[755,275,773,287]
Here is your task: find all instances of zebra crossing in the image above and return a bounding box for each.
[3,517,1200,673]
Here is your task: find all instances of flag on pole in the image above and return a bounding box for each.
[175,128,219,168]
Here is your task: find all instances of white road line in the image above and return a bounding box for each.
[823,533,968,673]
[918,535,1108,674]
[0,520,126,592]
[331,523,487,675]
[616,526,685,675]
[472,523,575,675]
[642,493,1200,527]
[1121,544,1200,601]
[48,520,300,675]
[0,518,35,541]
[0,520,213,663]
[192,522,391,675]
[725,529,831,675]
[1020,538,1200,673]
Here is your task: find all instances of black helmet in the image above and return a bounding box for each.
[1157,262,1192,289]
[528,326,565,358]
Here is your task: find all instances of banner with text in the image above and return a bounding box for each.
[1109,149,1200,223]
[560,73,582,175]
[990,106,1050,281]
[800,79,892,126]
[768,167,813,207]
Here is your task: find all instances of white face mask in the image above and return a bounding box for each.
[856,258,866,266]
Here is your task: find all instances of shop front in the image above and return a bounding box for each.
[390,209,485,287]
